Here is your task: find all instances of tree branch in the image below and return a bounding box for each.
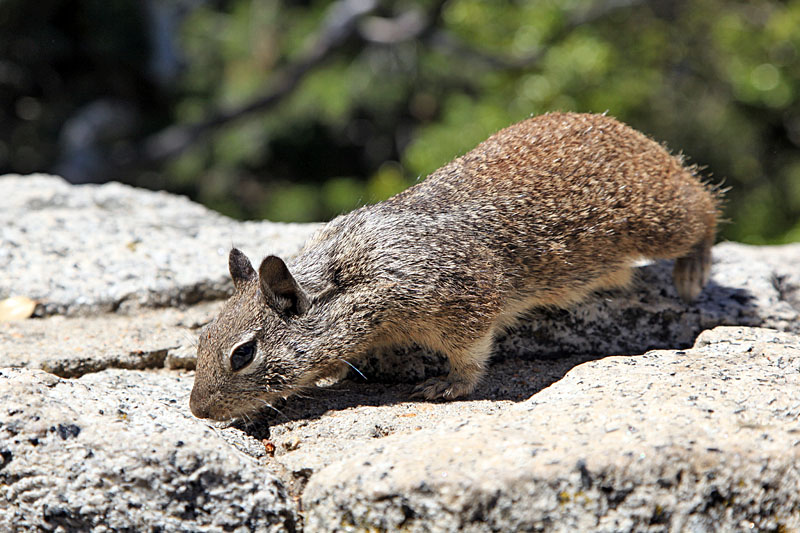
[138,0,380,165]
[357,0,448,44]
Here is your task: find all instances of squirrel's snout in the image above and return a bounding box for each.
[189,384,211,419]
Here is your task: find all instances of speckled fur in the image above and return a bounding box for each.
[190,112,721,421]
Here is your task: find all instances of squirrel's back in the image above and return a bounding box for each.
[391,112,717,258]
[298,112,719,308]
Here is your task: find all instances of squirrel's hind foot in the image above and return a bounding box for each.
[673,238,713,302]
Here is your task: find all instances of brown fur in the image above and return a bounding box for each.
[190,112,721,421]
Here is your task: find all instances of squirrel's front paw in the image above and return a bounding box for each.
[411,375,476,400]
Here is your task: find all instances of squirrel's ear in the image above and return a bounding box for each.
[258,255,310,316]
[229,248,256,291]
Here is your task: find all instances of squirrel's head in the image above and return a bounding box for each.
[190,248,326,421]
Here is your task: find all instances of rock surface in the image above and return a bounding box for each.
[0,303,217,377]
[0,367,296,532]
[2,174,800,532]
[303,326,800,532]
[0,174,319,316]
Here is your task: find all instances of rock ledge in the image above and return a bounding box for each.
[2,175,799,532]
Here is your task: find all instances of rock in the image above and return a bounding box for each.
[494,241,800,355]
[0,303,220,377]
[4,327,798,532]
[245,354,602,477]
[0,174,320,316]
[0,367,298,532]
[3,174,800,532]
[302,326,800,532]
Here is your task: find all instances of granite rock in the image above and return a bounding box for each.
[0,303,218,377]
[3,174,800,532]
[0,367,297,532]
[0,174,320,316]
[302,327,800,532]
[494,240,800,355]
[4,327,798,532]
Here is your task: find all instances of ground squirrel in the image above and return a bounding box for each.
[190,112,721,421]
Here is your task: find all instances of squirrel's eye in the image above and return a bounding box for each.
[230,340,256,371]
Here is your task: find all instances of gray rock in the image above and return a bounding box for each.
[0,367,298,532]
[302,326,800,532]
[3,174,800,532]
[0,174,320,316]
[0,303,220,377]
[498,241,800,354]
[4,327,798,532]
[2,173,798,364]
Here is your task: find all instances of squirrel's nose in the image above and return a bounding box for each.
[189,385,210,419]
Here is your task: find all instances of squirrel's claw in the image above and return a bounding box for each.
[411,375,476,400]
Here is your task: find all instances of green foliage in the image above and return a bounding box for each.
[1,0,799,242]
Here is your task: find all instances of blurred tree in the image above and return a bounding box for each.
[1,0,798,243]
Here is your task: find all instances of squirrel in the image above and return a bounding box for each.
[189,112,721,421]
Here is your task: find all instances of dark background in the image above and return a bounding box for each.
[2,0,799,243]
